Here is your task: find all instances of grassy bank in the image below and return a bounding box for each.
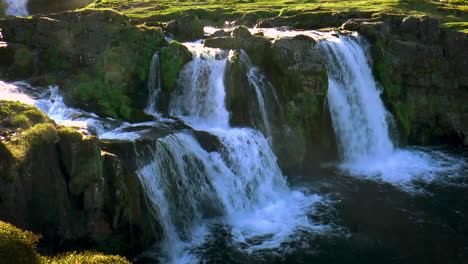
[89,0,468,31]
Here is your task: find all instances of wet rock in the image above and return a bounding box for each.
[204,26,271,65]
[165,15,204,42]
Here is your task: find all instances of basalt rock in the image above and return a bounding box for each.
[0,101,158,258]
[267,35,336,164]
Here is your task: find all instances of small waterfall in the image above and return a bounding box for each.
[145,52,162,117]
[238,50,274,139]
[5,0,29,16]
[317,35,394,164]
[169,47,230,129]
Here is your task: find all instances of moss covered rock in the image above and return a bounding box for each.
[0,221,42,264]
[0,101,158,259]
[165,15,204,42]
[0,9,168,122]
[160,40,193,94]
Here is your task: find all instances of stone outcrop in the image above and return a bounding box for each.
[165,15,204,42]
[0,9,168,122]
[0,101,157,258]
[343,15,468,145]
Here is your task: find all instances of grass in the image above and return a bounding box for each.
[89,0,468,30]
[0,221,130,264]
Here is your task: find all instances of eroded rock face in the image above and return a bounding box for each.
[267,35,336,164]
[165,15,204,42]
[0,9,168,122]
[0,101,158,258]
[342,15,468,145]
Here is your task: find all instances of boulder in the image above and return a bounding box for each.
[204,26,271,65]
[165,15,204,42]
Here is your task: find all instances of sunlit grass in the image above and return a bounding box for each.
[89,0,467,30]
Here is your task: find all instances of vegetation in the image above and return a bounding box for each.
[0,221,130,264]
[89,0,468,31]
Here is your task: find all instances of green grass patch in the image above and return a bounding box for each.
[0,221,130,264]
[89,0,467,31]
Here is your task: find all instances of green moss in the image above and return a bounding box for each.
[0,221,130,264]
[0,221,42,264]
[63,23,166,121]
[40,46,71,72]
[58,126,84,141]
[45,251,130,264]
[160,41,193,93]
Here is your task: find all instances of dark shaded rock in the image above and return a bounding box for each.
[231,25,252,38]
[266,35,335,164]
[0,102,159,258]
[232,13,258,27]
[28,0,93,15]
[208,29,230,38]
[165,15,204,42]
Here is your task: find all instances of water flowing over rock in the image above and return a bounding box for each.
[342,15,468,146]
[317,35,394,163]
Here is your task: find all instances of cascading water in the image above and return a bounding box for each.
[146,52,162,117]
[135,44,331,263]
[317,35,394,163]
[317,33,465,189]
[5,0,29,16]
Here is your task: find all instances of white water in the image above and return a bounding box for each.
[238,50,273,139]
[318,35,394,163]
[5,0,29,16]
[145,52,162,117]
[317,34,465,190]
[134,45,331,263]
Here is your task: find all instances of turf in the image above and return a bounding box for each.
[89,0,468,31]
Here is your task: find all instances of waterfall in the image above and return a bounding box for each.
[133,44,329,263]
[316,33,465,189]
[169,47,230,129]
[238,50,274,139]
[317,35,394,164]
[145,52,162,117]
[5,0,29,16]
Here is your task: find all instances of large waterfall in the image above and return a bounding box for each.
[317,35,394,164]
[5,0,29,16]
[315,33,464,189]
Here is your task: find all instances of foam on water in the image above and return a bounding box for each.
[5,0,29,16]
[317,34,465,191]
